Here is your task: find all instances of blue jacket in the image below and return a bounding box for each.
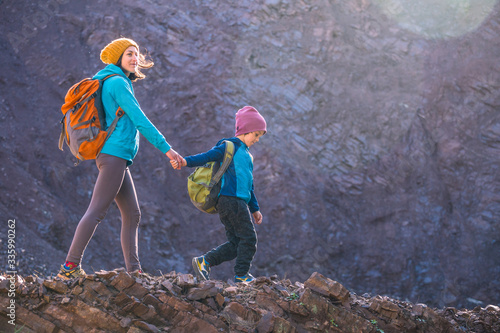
[185,137,260,213]
[93,64,171,164]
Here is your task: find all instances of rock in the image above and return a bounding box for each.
[205,297,219,311]
[142,294,161,309]
[133,303,157,321]
[262,284,273,294]
[46,299,123,331]
[273,317,297,333]
[225,286,238,295]
[158,293,196,313]
[0,276,9,292]
[412,303,427,316]
[255,292,285,317]
[215,293,225,307]
[171,312,219,333]
[110,272,136,291]
[303,272,350,303]
[1,271,498,332]
[160,279,182,295]
[299,288,329,317]
[5,302,58,333]
[112,291,134,308]
[174,274,196,288]
[42,280,69,294]
[95,269,118,280]
[186,281,223,301]
[120,297,141,315]
[289,300,309,317]
[71,285,83,296]
[256,311,297,333]
[84,280,114,298]
[120,317,132,328]
[256,312,275,333]
[132,321,160,333]
[485,305,500,312]
[221,302,261,329]
[124,282,150,300]
[369,296,401,319]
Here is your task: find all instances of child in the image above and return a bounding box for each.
[172,106,266,283]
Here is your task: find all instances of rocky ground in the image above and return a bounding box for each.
[1,270,499,333]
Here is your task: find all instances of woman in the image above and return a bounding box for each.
[57,38,182,279]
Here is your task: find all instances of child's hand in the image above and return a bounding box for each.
[252,211,263,225]
[170,159,179,169]
[170,158,186,169]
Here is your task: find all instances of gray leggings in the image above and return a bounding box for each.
[66,153,141,272]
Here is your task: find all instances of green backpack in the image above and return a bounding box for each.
[187,141,235,214]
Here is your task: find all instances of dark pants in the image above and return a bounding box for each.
[204,196,257,276]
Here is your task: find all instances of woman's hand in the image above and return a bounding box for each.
[166,149,184,170]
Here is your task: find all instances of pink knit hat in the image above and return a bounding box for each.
[235,106,267,136]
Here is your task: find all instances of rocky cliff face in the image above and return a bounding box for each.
[1,271,499,332]
[0,0,499,311]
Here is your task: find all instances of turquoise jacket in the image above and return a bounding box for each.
[93,64,171,165]
[184,137,260,213]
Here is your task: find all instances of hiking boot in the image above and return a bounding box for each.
[234,273,255,283]
[56,264,86,280]
[192,256,210,281]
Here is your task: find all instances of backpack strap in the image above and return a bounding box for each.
[95,107,125,159]
[209,140,235,187]
[103,74,119,80]
[99,74,122,132]
[93,74,123,158]
[58,115,66,151]
[97,74,120,130]
[105,107,125,139]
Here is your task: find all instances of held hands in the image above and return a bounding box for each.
[166,149,184,170]
[253,211,263,225]
[170,157,187,170]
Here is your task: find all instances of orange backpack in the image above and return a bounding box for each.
[58,74,124,164]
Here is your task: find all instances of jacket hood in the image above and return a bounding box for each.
[92,64,129,81]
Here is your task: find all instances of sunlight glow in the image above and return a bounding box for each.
[373,0,498,39]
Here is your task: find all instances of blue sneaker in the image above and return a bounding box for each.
[234,273,255,283]
[192,256,210,281]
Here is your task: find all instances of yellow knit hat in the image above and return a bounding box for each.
[100,38,139,64]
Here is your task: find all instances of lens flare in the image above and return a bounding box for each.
[373,0,497,39]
